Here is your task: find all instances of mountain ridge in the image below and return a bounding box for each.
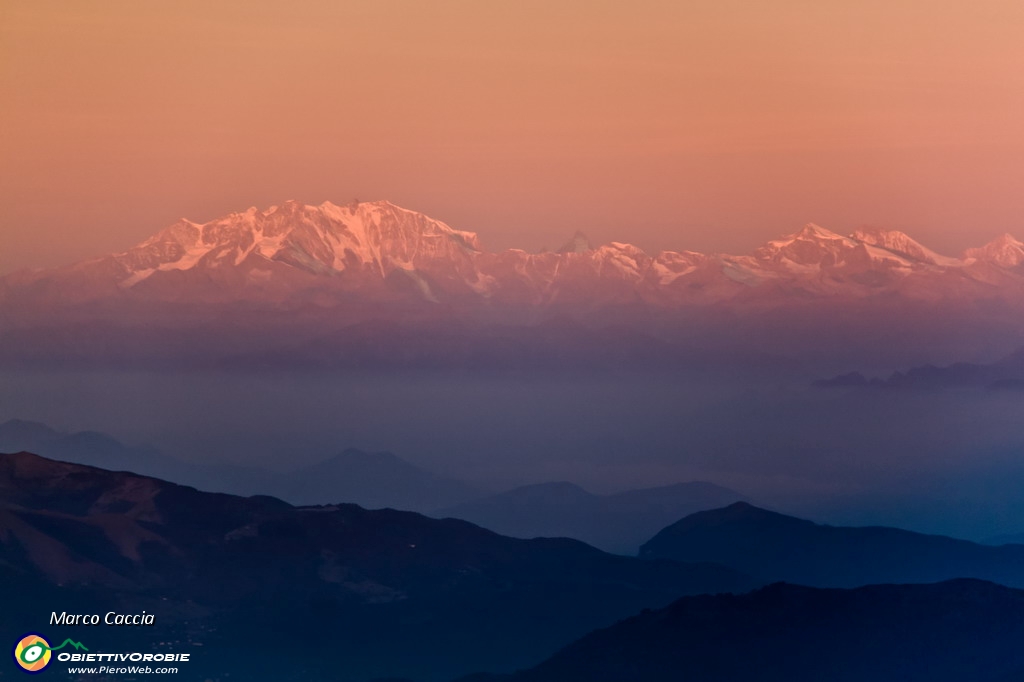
[5,200,1023,370]
[0,419,480,511]
[0,450,754,681]
[639,502,1024,588]
[4,200,1023,311]
[435,480,746,554]
[814,346,1024,390]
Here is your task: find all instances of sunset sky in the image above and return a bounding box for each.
[2,0,1023,274]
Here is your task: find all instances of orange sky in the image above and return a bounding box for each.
[2,0,1023,274]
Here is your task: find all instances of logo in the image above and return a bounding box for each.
[12,635,88,674]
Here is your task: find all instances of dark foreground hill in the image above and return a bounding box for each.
[640,501,1024,587]
[0,451,752,682]
[462,580,1024,682]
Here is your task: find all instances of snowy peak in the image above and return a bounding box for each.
[761,223,853,250]
[124,219,205,270]
[965,233,1024,267]
[754,223,857,266]
[850,229,958,266]
[794,223,849,242]
[649,250,707,285]
[114,200,484,288]
[8,203,1024,312]
[748,223,965,273]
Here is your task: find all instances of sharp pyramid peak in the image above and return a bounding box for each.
[557,230,593,254]
[757,223,851,253]
[992,232,1023,246]
[966,232,1024,253]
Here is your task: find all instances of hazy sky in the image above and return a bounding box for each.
[2,0,1023,274]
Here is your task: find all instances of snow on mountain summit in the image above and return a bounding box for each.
[114,200,484,288]
[754,223,857,267]
[850,228,960,266]
[5,202,1024,311]
[964,233,1024,268]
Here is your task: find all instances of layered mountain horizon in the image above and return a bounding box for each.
[639,501,1024,589]
[0,450,753,681]
[7,451,1024,681]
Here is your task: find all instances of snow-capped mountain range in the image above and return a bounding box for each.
[3,199,1023,370]
[4,199,1023,313]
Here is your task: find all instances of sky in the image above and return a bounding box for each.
[2,0,1023,274]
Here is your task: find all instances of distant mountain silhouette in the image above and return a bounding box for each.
[283,447,479,509]
[435,481,745,554]
[464,580,1024,682]
[814,346,1024,389]
[639,502,1024,588]
[0,419,478,511]
[0,451,753,681]
[0,418,191,480]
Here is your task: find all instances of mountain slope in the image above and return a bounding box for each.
[473,580,1024,682]
[435,481,746,554]
[639,502,1024,588]
[0,451,754,681]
